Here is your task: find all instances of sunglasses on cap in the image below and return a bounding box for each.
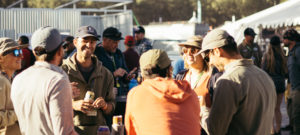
[182,47,200,54]
[2,49,23,57]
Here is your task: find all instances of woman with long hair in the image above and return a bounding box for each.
[262,35,288,135]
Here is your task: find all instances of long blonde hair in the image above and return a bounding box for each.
[262,36,287,75]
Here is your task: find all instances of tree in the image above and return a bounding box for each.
[132,0,287,26]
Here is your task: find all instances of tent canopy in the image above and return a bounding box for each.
[221,0,300,44]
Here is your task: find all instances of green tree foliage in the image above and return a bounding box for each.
[133,0,286,26]
[0,0,286,27]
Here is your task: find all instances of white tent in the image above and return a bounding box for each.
[221,0,300,44]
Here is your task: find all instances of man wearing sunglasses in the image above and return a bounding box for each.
[200,29,276,135]
[11,26,77,135]
[0,37,27,135]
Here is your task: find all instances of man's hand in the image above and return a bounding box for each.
[92,97,108,110]
[113,68,127,77]
[126,67,137,80]
[72,100,93,113]
[70,82,80,98]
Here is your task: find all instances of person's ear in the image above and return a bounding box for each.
[214,48,222,57]
[57,46,64,57]
[73,38,78,48]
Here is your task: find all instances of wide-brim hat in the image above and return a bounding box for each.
[179,35,203,49]
[0,37,28,56]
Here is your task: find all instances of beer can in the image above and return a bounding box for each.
[113,115,123,125]
[84,91,95,101]
[84,91,97,116]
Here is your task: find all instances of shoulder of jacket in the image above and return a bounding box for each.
[0,74,10,85]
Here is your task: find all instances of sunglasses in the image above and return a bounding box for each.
[202,50,212,62]
[3,49,23,57]
[182,47,200,54]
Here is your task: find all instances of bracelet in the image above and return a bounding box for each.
[102,103,108,110]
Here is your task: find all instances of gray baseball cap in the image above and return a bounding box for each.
[75,26,100,40]
[31,26,62,53]
[199,29,231,54]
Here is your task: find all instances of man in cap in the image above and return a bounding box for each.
[94,27,136,122]
[283,28,300,134]
[125,49,200,135]
[62,36,76,59]
[200,29,276,135]
[16,35,35,73]
[134,26,152,55]
[11,26,77,135]
[0,37,27,135]
[238,27,262,67]
[62,26,115,134]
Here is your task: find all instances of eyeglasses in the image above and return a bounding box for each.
[182,47,200,54]
[3,49,23,57]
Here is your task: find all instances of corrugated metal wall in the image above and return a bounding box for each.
[0,8,133,50]
[81,11,133,51]
[0,8,81,39]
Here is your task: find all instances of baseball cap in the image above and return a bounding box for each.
[103,27,124,41]
[244,27,256,36]
[199,29,231,54]
[134,26,145,33]
[75,26,100,40]
[283,29,300,41]
[31,26,63,53]
[179,35,203,49]
[0,37,28,56]
[124,35,135,46]
[139,49,171,76]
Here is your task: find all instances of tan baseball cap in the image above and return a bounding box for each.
[0,37,28,56]
[199,29,231,54]
[179,35,203,49]
[140,49,171,76]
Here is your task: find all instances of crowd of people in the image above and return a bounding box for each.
[0,25,299,135]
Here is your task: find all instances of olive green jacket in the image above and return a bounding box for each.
[62,54,115,127]
[207,59,276,135]
[238,41,262,67]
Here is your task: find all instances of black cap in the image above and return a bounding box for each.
[244,27,256,37]
[283,29,300,41]
[75,26,100,40]
[103,27,124,41]
[134,26,145,33]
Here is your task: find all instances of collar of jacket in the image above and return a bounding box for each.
[33,61,69,80]
[64,53,104,82]
[224,59,253,71]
